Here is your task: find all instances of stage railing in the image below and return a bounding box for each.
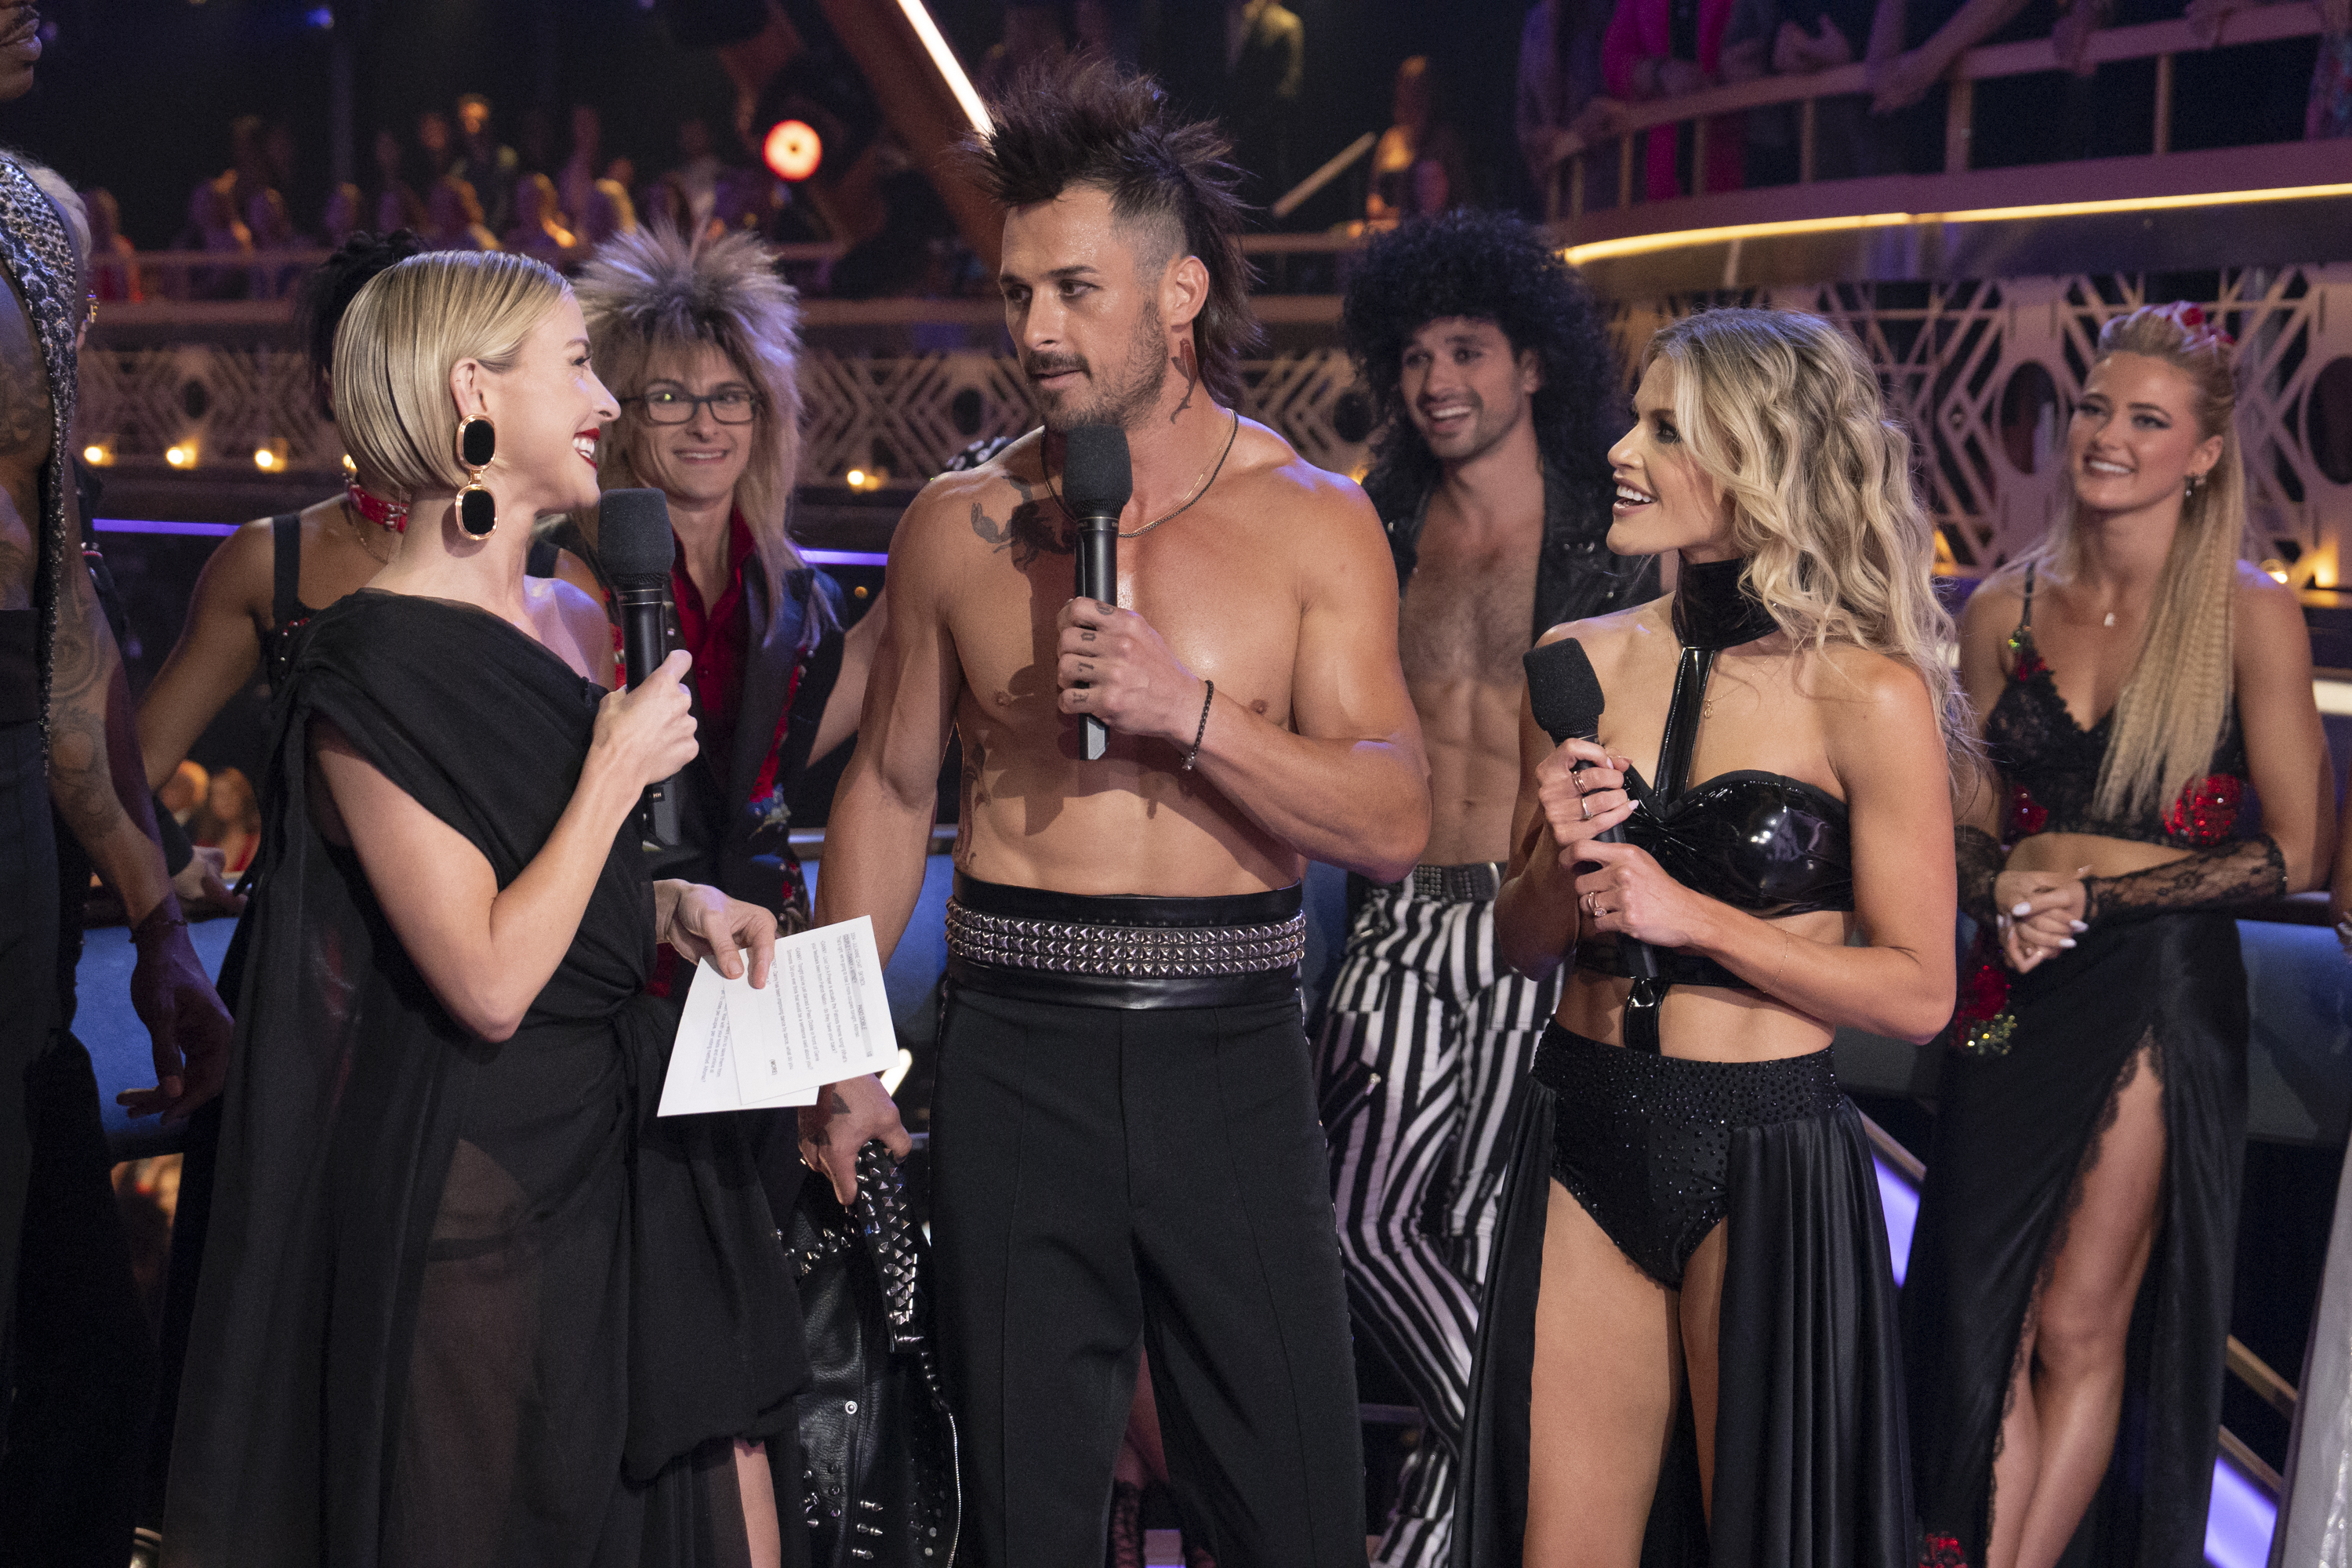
[1538,0,2330,221]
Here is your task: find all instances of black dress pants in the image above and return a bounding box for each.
[931,979,1366,1568]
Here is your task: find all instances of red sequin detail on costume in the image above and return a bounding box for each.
[1920,1534,1969,1568]
[1955,939,2012,1026]
[2009,783,2048,837]
[2163,772,2244,845]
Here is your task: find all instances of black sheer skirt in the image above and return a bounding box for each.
[1904,913,2247,1566]
[162,594,809,1568]
[1453,1025,1915,1567]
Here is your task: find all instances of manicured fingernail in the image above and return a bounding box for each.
[2012,902,2034,916]
[2070,920,2088,932]
[2060,938,2077,949]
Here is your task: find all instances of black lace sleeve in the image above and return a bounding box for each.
[2083,834,2286,924]
[1955,825,2003,929]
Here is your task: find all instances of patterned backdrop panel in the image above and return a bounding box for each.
[1607,267,2352,587]
[75,267,2352,590]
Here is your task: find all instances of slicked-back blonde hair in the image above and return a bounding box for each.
[2013,303,2248,822]
[572,224,807,613]
[1643,307,1971,775]
[332,249,569,500]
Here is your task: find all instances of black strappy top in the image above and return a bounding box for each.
[1572,559,1855,1046]
[263,512,326,694]
[1982,563,2251,848]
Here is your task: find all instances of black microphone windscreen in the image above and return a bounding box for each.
[1524,637,1605,744]
[597,488,675,585]
[1062,426,1132,520]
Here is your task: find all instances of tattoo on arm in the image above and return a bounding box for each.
[967,474,1073,568]
[48,568,131,843]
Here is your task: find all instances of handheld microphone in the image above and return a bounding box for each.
[597,487,684,847]
[1523,637,1657,981]
[1062,426,1131,762]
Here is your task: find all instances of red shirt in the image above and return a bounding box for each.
[670,509,757,777]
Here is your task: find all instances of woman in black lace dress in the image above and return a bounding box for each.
[164,250,810,1567]
[1907,303,2333,1568]
[1455,307,1961,1566]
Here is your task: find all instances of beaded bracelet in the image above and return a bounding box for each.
[1180,680,1214,772]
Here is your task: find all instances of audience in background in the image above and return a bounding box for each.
[1723,0,1878,181]
[1367,56,1475,223]
[321,182,365,247]
[1604,0,1746,196]
[977,2,1069,98]
[558,103,605,228]
[171,178,254,300]
[423,175,500,252]
[81,187,141,302]
[1223,0,1307,207]
[667,115,726,234]
[186,768,260,881]
[371,127,426,233]
[503,170,576,262]
[1518,0,1628,211]
[414,107,457,183]
[454,92,520,230]
[579,176,639,245]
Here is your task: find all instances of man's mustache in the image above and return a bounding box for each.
[1024,355,1088,382]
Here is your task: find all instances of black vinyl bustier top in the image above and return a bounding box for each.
[1982,564,2251,848]
[1573,559,1854,1048]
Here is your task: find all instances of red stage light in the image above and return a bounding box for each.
[762,120,822,183]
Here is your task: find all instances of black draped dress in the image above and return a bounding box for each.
[163,592,808,1568]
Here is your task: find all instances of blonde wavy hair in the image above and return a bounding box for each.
[572,224,808,616]
[2009,302,2247,822]
[1643,307,1970,773]
[332,250,569,502]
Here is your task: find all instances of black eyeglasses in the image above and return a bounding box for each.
[626,387,760,425]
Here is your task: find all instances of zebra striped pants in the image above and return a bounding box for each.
[1315,865,1561,1568]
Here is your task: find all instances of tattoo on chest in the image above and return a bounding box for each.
[968,474,1073,568]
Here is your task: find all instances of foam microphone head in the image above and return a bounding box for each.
[1062,425,1132,524]
[597,488,675,587]
[1524,637,1605,744]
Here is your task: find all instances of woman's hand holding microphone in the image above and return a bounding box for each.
[1535,737,1710,952]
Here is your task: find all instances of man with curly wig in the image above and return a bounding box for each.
[1321,209,1656,1568]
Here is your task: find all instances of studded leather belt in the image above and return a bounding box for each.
[943,873,1305,1011]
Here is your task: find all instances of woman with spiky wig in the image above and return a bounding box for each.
[557,224,886,944]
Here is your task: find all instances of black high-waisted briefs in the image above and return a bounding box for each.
[1534,1022,1843,1288]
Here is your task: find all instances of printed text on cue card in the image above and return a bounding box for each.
[657,915,898,1116]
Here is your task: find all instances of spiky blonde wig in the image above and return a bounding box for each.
[572,225,807,608]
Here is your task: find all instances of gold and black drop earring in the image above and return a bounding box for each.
[455,414,498,538]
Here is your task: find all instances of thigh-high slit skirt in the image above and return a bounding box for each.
[1903,912,2247,1567]
[1451,1024,1916,1567]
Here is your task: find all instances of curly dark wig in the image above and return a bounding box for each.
[1341,211,1621,525]
[298,228,426,419]
[953,59,1261,408]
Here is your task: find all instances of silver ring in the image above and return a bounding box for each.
[1584,891,1602,918]
[1580,792,1592,821]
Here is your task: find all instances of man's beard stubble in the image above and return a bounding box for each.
[1030,297,1169,434]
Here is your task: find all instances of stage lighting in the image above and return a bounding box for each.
[763,120,822,183]
[253,448,278,470]
[165,444,195,469]
[81,442,111,467]
[844,468,866,488]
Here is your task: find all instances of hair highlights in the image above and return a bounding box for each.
[2024,301,2248,822]
[572,224,809,612]
[1642,307,1972,778]
[332,249,568,503]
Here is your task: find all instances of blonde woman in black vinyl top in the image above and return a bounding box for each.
[1455,307,1961,1566]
